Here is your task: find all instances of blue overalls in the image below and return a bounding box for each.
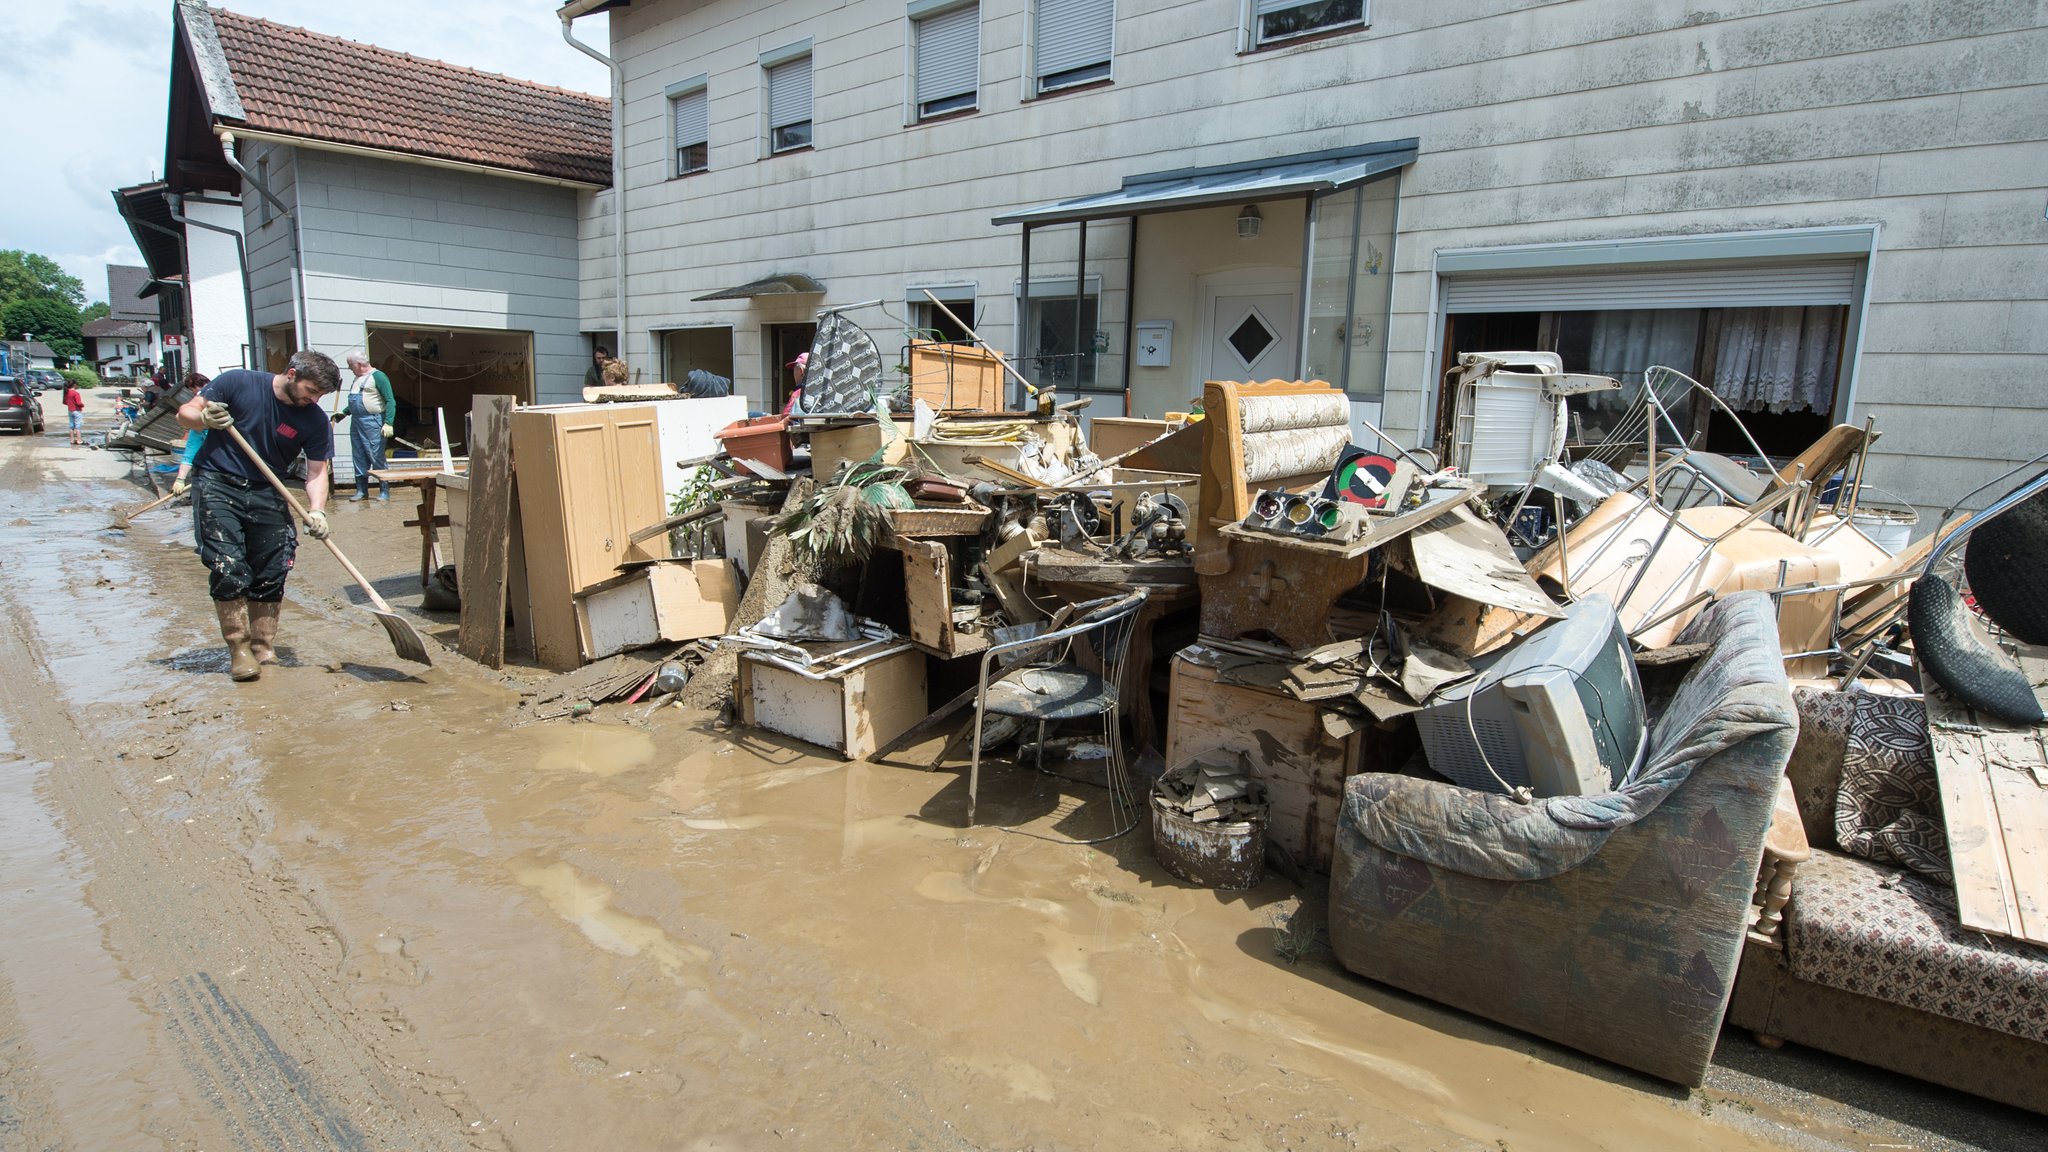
[347,386,388,500]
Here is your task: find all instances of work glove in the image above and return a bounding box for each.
[170,478,189,497]
[381,424,393,439]
[302,510,331,540]
[200,400,234,430]
[331,411,347,424]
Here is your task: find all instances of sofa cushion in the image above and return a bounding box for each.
[1786,850,2048,1045]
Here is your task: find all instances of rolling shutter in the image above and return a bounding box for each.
[766,56,812,130]
[671,88,707,149]
[1034,0,1112,81]
[1442,262,1860,313]
[916,5,979,107]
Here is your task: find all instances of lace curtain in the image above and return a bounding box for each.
[1711,306,1842,414]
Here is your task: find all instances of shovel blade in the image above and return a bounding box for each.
[372,609,435,666]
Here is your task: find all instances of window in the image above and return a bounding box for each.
[256,156,274,225]
[1032,0,1113,95]
[127,343,138,356]
[1025,293,1099,387]
[668,76,709,176]
[1249,0,1366,49]
[763,46,814,153]
[911,1,979,119]
[660,327,736,400]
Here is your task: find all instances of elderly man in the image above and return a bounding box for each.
[176,350,341,681]
[339,351,397,501]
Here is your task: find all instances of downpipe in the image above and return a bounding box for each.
[215,129,309,352]
[561,11,628,359]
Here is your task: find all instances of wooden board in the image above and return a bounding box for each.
[1924,642,2048,947]
[897,538,989,657]
[1165,651,1361,874]
[457,395,515,668]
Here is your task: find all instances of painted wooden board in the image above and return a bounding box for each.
[457,395,515,668]
[1924,642,2048,947]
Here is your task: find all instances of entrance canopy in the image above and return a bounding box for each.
[991,139,1417,227]
[693,272,827,302]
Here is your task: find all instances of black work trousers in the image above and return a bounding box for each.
[192,468,297,602]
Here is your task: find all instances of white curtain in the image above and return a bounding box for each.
[1575,309,1702,438]
[1712,306,1842,413]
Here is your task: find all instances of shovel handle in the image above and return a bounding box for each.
[219,425,396,614]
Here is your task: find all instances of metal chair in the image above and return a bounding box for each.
[967,589,1148,837]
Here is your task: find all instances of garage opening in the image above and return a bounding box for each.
[364,324,534,454]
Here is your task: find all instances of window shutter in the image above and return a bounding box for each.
[672,88,708,148]
[1034,0,1112,80]
[916,5,979,106]
[1441,262,1860,313]
[767,56,813,129]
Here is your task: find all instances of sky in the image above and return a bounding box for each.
[0,1,610,305]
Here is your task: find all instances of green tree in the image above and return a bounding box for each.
[0,250,85,310]
[80,301,110,324]
[3,296,84,359]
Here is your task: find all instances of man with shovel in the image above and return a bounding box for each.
[176,351,342,681]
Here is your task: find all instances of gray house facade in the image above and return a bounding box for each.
[562,0,2045,518]
[161,1,611,459]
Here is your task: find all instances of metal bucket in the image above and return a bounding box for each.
[1150,792,1267,890]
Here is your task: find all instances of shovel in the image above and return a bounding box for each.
[111,488,181,529]
[220,425,434,666]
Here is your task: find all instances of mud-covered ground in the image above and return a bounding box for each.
[0,401,2037,1151]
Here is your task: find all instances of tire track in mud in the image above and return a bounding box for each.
[0,444,493,1152]
[0,961,68,1152]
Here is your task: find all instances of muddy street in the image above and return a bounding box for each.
[0,423,2033,1152]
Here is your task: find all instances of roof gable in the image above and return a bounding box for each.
[107,265,155,321]
[182,2,610,187]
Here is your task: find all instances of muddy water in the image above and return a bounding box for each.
[0,438,1965,1151]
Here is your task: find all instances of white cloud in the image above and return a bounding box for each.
[0,1,610,304]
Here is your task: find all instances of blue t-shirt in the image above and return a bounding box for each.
[190,369,334,481]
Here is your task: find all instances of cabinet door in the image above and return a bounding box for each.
[557,415,623,593]
[608,409,667,565]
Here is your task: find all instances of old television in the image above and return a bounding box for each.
[1414,594,1648,798]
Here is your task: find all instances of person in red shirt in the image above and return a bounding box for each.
[62,380,85,446]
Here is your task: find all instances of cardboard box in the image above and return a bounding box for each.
[575,558,740,660]
[739,646,928,760]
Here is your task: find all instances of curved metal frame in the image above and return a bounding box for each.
[967,589,1149,838]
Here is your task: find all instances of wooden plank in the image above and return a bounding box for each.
[1925,643,2048,946]
[1988,756,2048,943]
[457,395,516,669]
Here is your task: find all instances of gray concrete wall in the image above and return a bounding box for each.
[242,140,299,344]
[584,0,2048,512]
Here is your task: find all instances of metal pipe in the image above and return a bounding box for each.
[168,193,256,371]
[216,129,307,350]
[561,12,628,364]
[1019,224,1033,410]
[1072,219,1086,400]
[125,213,199,372]
[1120,214,1136,413]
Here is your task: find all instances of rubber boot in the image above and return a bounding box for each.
[249,600,281,665]
[216,599,260,682]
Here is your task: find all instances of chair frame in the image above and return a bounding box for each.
[967,589,1148,837]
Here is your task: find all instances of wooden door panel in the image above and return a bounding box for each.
[558,419,622,592]
[608,413,667,564]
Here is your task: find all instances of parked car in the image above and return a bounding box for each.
[25,368,64,393]
[0,377,46,435]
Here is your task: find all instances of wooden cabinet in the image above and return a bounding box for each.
[512,403,669,670]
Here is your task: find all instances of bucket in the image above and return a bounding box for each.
[1150,787,1267,890]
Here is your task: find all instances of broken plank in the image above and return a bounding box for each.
[457,395,516,669]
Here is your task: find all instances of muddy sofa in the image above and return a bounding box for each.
[1328,593,1796,1087]
[1725,686,2048,1113]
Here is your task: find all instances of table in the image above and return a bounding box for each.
[369,466,462,588]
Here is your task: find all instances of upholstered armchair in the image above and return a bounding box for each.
[1328,592,1797,1087]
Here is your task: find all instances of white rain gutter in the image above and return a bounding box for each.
[217,128,309,350]
[561,8,627,355]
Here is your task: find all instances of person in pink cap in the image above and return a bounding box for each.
[781,352,808,414]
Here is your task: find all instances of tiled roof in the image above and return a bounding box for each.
[83,319,154,339]
[202,5,610,186]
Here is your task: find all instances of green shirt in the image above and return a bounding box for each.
[345,368,397,421]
